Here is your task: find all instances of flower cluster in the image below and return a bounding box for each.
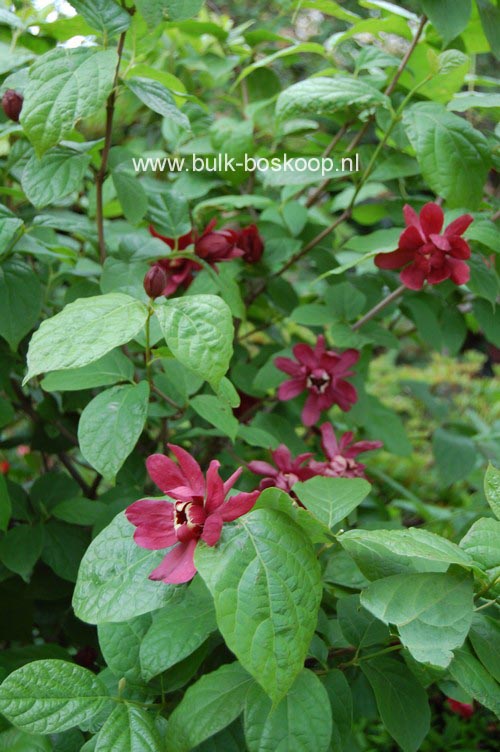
[126,444,259,584]
[248,423,382,494]
[144,220,264,298]
[375,203,473,290]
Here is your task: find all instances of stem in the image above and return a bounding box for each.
[96,31,126,264]
[384,15,428,97]
[352,284,406,331]
[475,575,500,601]
[342,643,402,668]
[277,209,351,277]
[145,305,153,388]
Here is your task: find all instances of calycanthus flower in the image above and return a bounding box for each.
[236,224,264,263]
[275,335,359,426]
[446,698,475,718]
[248,445,315,494]
[126,444,260,584]
[375,202,473,290]
[309,423,382,479]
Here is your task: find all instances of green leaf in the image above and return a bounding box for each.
[0,660,110,734]
[52,499,107,526]
[432,428,477,486]
[0,728,51,752]
[244,669,332,752]
[276,76,389,122]
[164,663,253,752]
[73,512,176,624]
[402,102,490,209]
[41,522,89,583]
[469,612,500,683]
[361,657,430,752]
[190,394,238,441]
[21,148,91,208]
[361,568,474,667]
[95,703,161,751]
[253,488,331,545]
[148,190,191,239]
[420,1,471,45]
[293,477,371,529]
[24,293,148,384]
[78,382,150,481]
[337,594,390,649]
[449,647,500,716]
[459,517,500,578]
[126,78,189,127]
[484,463,500,520]
[41,349,134,392]
[0,259,42,351]
[165,0,205,20]
[140,581,216,681]
[111,172,148,226]
[20,47,117,156]
[155,295,233,388]
[98,614,151,684]
[339,527,475,580]
[321,670,352,751]
[69,0,131,37]
[0,475,11,533]
[0,524,44,582]
[195,509,323,703]
[477,0,500,59]
[0,217,23,255]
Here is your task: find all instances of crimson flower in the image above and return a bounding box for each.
[149,224,201,295]
[126,444,259,584]
[375,203,473,290]
[194,222,244,263]
[0,460,9,475]
[446,698,475,718]
[236,224,264,263]
[248,445,316,494]
[275,336,359,426]
[310,423,382,479]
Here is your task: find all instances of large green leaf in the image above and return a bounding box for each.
[459,517,500,581]
[361,657,430,752]
[0,524,44,582]
[148,190,191,239]
[20,47,117,156]
[140,580,217,681]
[98,614,152,685]
[293,477,371,529]
[24,293,148,383]
[21,148,91,208]
[195,509,323,703]
[402,102,490,209]
[78,382,150,481]
[73,512,176,624]
[165,0,204,20]
[0,660,110,734]
[432,428,477,486]
[337,594,390,649]
[155,295,233,388]
[484,463,500,520]
[0,259,42,351]
[164,663,253,752]
[321,670,353,752]
[244,669,332,752]
[190,394,238,440]
[95,704,161,751]
[126,77,189,127]
[449,647,500,716]
[69,0,131,37]
[276,76,389,121]
[469,612,500,683]
[419,0,471,45]
[361,569,474,667]
[41,349,134,392]
[339,527,475,579]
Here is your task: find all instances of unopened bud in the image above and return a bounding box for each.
[143,264,168,299]
[2,89,23,123]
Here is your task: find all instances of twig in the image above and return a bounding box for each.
[58,452,93,497]
[95,31,127,264]
[352,284,406,330]
[277,209,351,277]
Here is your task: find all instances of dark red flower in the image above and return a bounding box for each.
[194,222,244,263]
[0,460,9,475]
[447,698,475,718]
[248,445,316,494]
[275,336,359,426]
[310,423,382,479]
[2,90,23,122]
[236,224,264,263]
[375,203,473,290]
[126,444,259,584]
[143,265,168,299]
[148,224,201,295]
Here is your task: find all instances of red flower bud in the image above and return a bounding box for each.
[195,228,243,263]
[0,460,10,475]
[237,224,264,263]
[144,264,168,299]
[2,89,23,123]
[447,698,475,718]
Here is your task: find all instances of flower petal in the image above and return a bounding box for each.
[419,203,444,237]
[274,356,303,377]
[205,460,225,514]
[332,380,358,411]
[272,444,293,471]
[223,467,243,495]
[292,342,317,368]
[201,512,223,545]
[403,204,420,228]
[146,454,186,494]
[302,393,321,426]
[398,226,425,252]
[448,258,470,286]
[167,444,205,497]
[220,491,260,522]
[319,423,339,459]
[444,214,473,237]
[375,248,416,269]
[335,348,360,374]
[278,378,305,401]
[126,499,177,549]
[247,460,277,477]
[448,237,471,259]
[400,263,427,290]
[148,540,197,584]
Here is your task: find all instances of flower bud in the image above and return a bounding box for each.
[143,264,168,299]
[2,89,23,123]
[0,460,10,475]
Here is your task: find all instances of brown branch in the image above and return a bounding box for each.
[58,452,93,497]
[96,31,127,264]
[352,284,406,331]
[277,209,351,276]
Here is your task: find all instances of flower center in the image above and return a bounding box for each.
[174,500,206,541]
[306,369,330,394]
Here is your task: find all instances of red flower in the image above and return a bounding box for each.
[446,698,475,718]
[236,224,264,263]
[0,460,9,475]
[126,444,259,584]
[194,222,244,263]
[248,445,316,494]
[275,336,359,426]
[310,423,382,479]
[375,203,473,290]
